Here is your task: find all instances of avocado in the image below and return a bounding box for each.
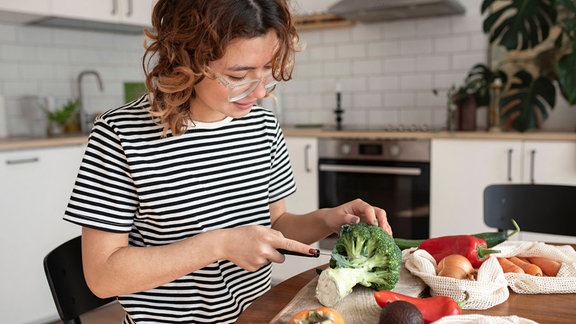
[379,300,424,324]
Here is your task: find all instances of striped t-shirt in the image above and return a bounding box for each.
[64,95,296,323]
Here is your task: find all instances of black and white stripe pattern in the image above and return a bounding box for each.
[64,96,296,323]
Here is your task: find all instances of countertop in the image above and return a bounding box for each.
[283,127,576,141]
[0,134,88,151]
[1,128,575,152]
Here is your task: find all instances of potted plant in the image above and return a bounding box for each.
[42,99,80,136]
[481,0,576,132]
[437,64,507,131]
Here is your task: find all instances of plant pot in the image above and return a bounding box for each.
[47,121,65,137]
[456,95,477,131]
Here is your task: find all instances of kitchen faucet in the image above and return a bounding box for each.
[77,70,104,134]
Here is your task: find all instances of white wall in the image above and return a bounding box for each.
[280,0,576,131]
[0,23,145,137]
[0,0,574,137]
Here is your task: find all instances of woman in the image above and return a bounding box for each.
[64,0,392,323]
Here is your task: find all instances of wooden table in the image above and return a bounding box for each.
[238,245,576,323]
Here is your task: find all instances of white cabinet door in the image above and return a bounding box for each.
[431,138,576,243]
[52,0,119,23]
[121,0,155,25]
[430,139,522,237]
[0,0,50,14]
[51,0,154,26]
[522,141,576,185]
[272,137,326,285]
[284,137,318,214]
[0,145,84,323]
[0,0,50,23]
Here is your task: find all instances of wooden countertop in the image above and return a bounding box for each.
[283,127,576,141]
[0,135,87,151]
[238,245,576,323]
[1,128,575,152]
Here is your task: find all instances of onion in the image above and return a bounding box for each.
[437,254,476,280]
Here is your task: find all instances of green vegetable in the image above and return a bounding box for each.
[315,223,402,307]
[42,99,80,125]
[393,219,520,250]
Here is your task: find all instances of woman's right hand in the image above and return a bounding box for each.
[217,225,316,272]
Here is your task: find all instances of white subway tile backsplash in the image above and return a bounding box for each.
[400,39,433,55]
[368,75,399,91]
[352,59,382,75]
[367,40,400,57]
[2,44,37,61]
[400,74,433,90]
[307,44,337,61]
[322,27,352,44]
[384,92,416,107]
[452,52,486,69]
[416,56,451,72]
[0,4,573,134]
[383,57,417,73]
[323,60,351,77]
[415,19,451,36]
[337,43,365,59]
[434,36,469,53]
[382,21,418,39]
[353,92,382,108]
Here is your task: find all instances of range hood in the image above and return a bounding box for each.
[327,0,466,22]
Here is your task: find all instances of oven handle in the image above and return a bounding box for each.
[319,164,422,176]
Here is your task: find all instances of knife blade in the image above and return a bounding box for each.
[276,248,331,258]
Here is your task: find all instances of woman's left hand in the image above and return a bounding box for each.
[327,198,392,236]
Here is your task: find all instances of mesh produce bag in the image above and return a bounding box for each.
[404,249,509,310]
[490,241,576,294]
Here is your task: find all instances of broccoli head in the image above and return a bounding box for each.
[316,223,402,307]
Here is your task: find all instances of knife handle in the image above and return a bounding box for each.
[277,248,320,258]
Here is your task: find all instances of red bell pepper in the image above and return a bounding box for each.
[417,235,500,268]
[374,290,465,324]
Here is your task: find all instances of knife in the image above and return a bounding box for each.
[276,248,331,258]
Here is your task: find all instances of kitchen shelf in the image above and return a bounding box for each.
[294,13,353,30]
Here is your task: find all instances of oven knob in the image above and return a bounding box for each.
[389,144,401,156]
[340,143,352,155]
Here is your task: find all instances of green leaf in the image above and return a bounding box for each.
[500,71,556,132]
[557,49,576,104]
[482,0,557,50]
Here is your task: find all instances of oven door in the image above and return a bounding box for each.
[318,158,430,248]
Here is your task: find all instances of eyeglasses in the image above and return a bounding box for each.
[209,68,279,102]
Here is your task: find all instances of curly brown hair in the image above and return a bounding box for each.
[142,0,299,136]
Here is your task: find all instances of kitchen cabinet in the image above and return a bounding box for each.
[51,0,155,26]
[430,138,576,243]
[284,136,319,214]
[0,0,50,23]
[272,137,326,285]
[0,145,84,323]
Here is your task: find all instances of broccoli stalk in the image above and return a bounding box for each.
[315,223,402,307]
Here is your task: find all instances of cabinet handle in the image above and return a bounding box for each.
[507,148,513,182]
[6,157,39,165]
[111,0,119,15]
[126,0,133,17]
[319,164,422,176]
[304,144,311,173]
[530,149,536,184]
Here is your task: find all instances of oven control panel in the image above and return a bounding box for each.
[319,138,430,162]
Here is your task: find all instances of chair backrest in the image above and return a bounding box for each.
[43,236,116,324]
[483,184,576,236]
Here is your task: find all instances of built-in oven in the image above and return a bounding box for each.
[318,138,430,250]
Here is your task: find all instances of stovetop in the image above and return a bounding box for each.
[322,124,445,132]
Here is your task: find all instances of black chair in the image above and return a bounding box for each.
[483,184,576,236]
[44,236,116,324]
